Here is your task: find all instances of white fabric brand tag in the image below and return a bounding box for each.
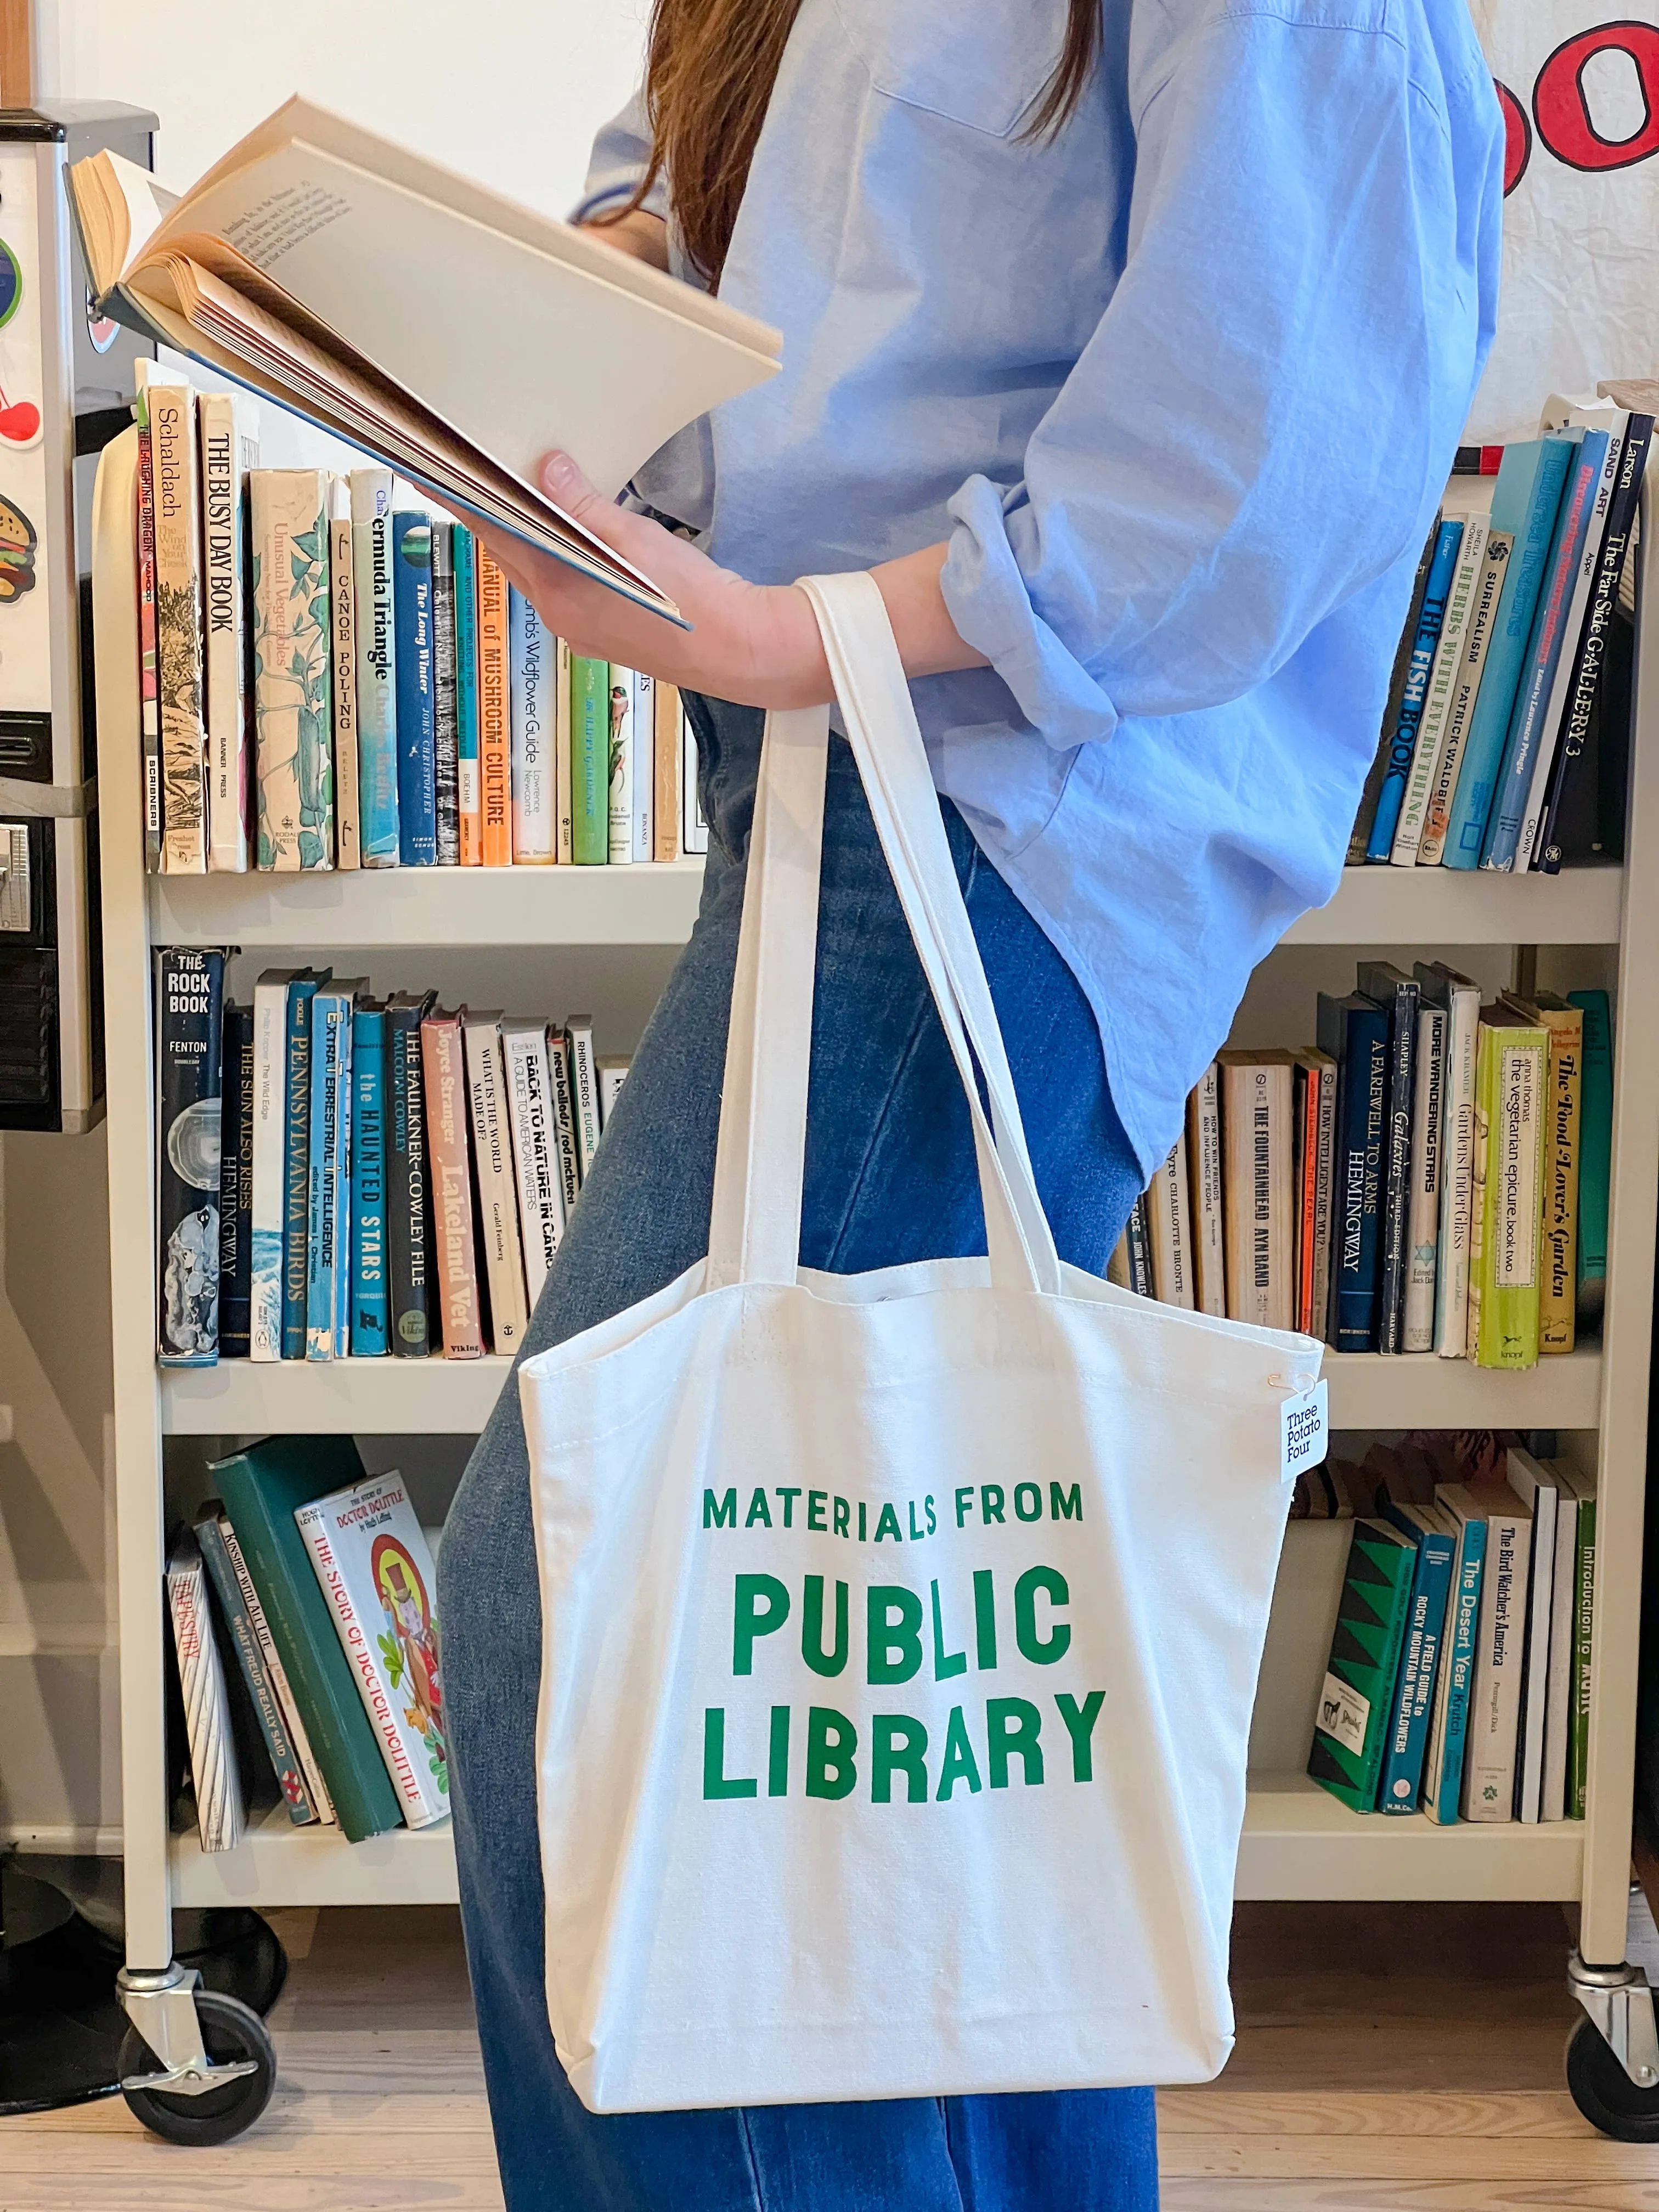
[1280,1380,1328,1483]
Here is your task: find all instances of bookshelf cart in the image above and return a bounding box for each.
[92,415,1659,2142]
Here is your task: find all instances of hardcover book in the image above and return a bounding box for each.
[421,1007,486,1359]
[156,948,225,1364]
[1316,994,1389,1351]
[150,377,209,874]
[1184,1062,1226,1318]
[509,588,552,862]
[281,972,328,1359]
[249,967,302,1361]
[463,1011,531,1356]
[328,476,360,870]
[351,997,391,1357]
[1502,992,1582,1353]
[386,991,436,1357]
[572,657,610,864]
[195,1506,317,1824]
[1442,1479,1533,1822]
[1390,513,1488,866]
[1291,1048,1336,1340]
[166,1529,246,1851]
[1307,1517,1417,1813]
[1421,1491,1488,1824]
[1415,963,1482,1357]
[1216,1049,1295,1331]
[453,523,483,865]
[252,469,334,871]
[1568,989,1612,1323]
[1471,1009,1547,1370]
[349,466,399,866]
[1365,515,1463,862]
[392,511,436,866]
[1355,963,1420,1356]
[477,543,510,866]
[430,518,460,865]
[216,1508,335,1824]
[1400,1003,1445,1354]
[1145,1133,1194,1310]
[217,1000,255,1359]
[502,1016,565,1312]
[306,978,362,1360]
[198,387,259,873]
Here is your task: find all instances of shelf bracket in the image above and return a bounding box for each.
[1569,1950,1659,2089]
[116,1962,258,2098]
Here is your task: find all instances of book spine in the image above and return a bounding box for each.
[1402,1007,1444,1353]
[249,979,290,1361]
[306,991,354,1361]
[1348,525,1438,864]
[477,544,511,865]
[1570,1498,1595,1819]
[1538,1013,1583,1353]
[509,589,553,861]
[548,1028,583,1212]
[1307,1523,1415,1810]
[1476,1035,1545,1369]
[1391,517,1488,865]
[654,678,681,861]
[1432,986,1480,1356]
[682,708,709,853]
[349,470,400,866]
[1366,518,1463,862]
[1309,1058,1338,1340]
[1124,1192,1153,1296]
[572,657,610,864]
[567,1018,601,1178]
[1568,990,1611,1321]
[329,495,360,870]
[1184,1065,1226,1317]
[392,514,436,865]
[1514,1482,1559,1824]
[1542,1491,1578,1820]
[1294,1067,1319,1336]
[1379,1531,1455,1813]
[195,1513,315,1824]
[421,1015,484,1358]
[465,1020,531,1355]
[453,524,483,866]
[386,1010,432,1357]
[555,637,574,864]
[1463,1511,1531,1820]
[1371,984,1418,1355]
[1146,1135,1194,1309]
[151,382,208,874]
[252,471,332,872]
[218,1002,254,1359]
[1330,1014,1388,1350]
[632,668,656,862]
[430,521,459,865]
[351,1009,390,1357]
[282,978,321,1359]
[504,1026,563,1311]
[156,949,224,1364]
[607,665,634,864]
[166,1540,245,1851]
[217,1513,335,1824]
[199,393,255,873]
[135,393,163,871]
[1420,532,1512,865]
[1424,1519,1485,1824]
[1222,1060,1292,1330]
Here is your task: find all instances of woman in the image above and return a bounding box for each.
[438,0,1503,2202]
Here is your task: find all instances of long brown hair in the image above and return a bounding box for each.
[607,0,1103,287]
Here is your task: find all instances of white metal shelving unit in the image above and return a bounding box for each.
[94,423,1659,2091]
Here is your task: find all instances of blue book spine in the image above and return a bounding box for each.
[1482,431,1609,871]
[1377,1514,1457,1813]
[306,985,354,1360]
[351,1006,391,1356]
[453,525,480,853]
[1365,518,1464,861]
[1319,997,1390,1351]
[281,974,325,1359]
[1444,437,1575,868]
[352,480,400,864]
[1429,1518,1487,1824]
[393,512,436,865]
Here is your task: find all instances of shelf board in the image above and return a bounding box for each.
[160,1345,1602,1437]
[169,1778,1583,1909]
[147,856,1621,953]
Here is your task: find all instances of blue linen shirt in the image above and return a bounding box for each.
[576,0,1504,1181]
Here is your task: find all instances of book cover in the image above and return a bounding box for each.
[217,1509,335,1824]
[654,678,681,861]
[1376,1500,1457,1813]
[306,978,361,1361]
[351,997,391,1357]
[1355,963,1420,1356]
[599,1057,629,1124]
[166,1529,246,1851]
[682,709,709,854]
[133,377,164,869]
[462,1011,531,1356]
[1504,1447,1559,1822]
[607,665,634,865]
[1422,1491,1488,1824]
[1420,529,1513,865]
[1568,989,1612,1323]
[198,388,259,873]
[1307,1517,1417,1812]
[1390,514,1488,866]
[502,1017,565,1313]
[1401,1004,1444,1353]
[249,967,302,1362]
[1293,1047,1338,1340]
[1503,992,1582,1353]
[555,635,574,864]
[509,588,553,862]
[210,1435,403,1842]
[1567,1468,1596,1819]
[282,972,328,1359]
[548,1024,583,1215]
[1217,1048,1295,1331]
[1541,1478,1580,1822]
[1483,431,1609,871]
[386,991,436,1357]
[1448,1480,1533,1821]
[150,378,209,875]
[1365,516,1463,862]
[156,949,224,1364]
[252,469,333,872]
[218,1000,255,1359]
[572,657,610,864]
[1145,1133,1194,1309]
[430,518,460,865]
[349,467,400,866]
[1184,1063,1226,1317]
[1316,994,1389,1351]
[1472,1011,1547,1370]
[392,511,436,865]
[631,668,656,862]
[195,1506,317,1824]
[328,477,360,870]
[1124,1192,1153,1296]
[566,1015,601,1180]
[1290,1054,1321,1338]
[453,522,483,866]
[477,543,511,866]
[294,1472,448,1828]
[1443,437,1576,868]
[421,1007,486,1358]
[1415,963,1482,1357]
[1347,523,1438,864]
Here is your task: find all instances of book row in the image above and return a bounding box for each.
[156,949,628,1365]
[1351,392,1649,872]
[167,1437,448,1849]
[135,369,708,877]
[1308,1434,1595,1825]
[1113,969,1611,1365]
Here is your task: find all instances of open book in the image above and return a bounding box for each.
[68,98,783,624]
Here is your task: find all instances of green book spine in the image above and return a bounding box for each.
[571,655,610,865]
[1307,1517,1417,1812]
[1568,989,1612,1322]
[1474,1021,1547,1370]
[1570,1495,1596,1820]
[212,1435,404,1842]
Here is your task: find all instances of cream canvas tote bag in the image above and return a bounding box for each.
[517,569,1324,2114]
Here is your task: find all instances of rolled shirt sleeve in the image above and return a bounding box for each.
[570,85,670,228]
[940,2,1504,752]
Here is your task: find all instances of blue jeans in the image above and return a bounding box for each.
[439,695,1155,2211]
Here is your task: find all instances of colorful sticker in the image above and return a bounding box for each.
[0,490,38,602]
[0,240,22,332]
[0,380,41,449]
[86,287,119,355]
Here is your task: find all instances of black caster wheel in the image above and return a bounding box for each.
[1566,2013,1659,2141]
[118,1989,276,2145]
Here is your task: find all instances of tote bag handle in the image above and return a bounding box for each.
[708,569,1064,1297]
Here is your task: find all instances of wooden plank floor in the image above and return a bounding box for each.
[2,1899,1654,2208]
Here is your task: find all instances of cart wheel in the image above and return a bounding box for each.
[119,1989,275,2145]
[1566,2014,1659,2141]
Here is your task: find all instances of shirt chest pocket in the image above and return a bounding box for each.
[830,0,1074,137]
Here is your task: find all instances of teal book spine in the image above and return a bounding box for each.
[306,982,356,1360]
[350,471,399,865]
[1443,436,1575,868]
[572,654,609,865]
[281,973,326,1359]
[453,524,480,858]
[1377,1510,1457,1813]
[393,512,436,865]
[1425,1517,1487,1825]
[351,1003,390,1356]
